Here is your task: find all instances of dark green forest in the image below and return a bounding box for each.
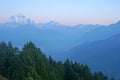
[0,42,113,80]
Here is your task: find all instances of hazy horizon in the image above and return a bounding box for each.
[0,0,120,26]
[0,13,120,26]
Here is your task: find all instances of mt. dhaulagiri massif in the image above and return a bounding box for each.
[0,14,120,80]
[1,14,120,54]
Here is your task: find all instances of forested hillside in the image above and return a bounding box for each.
[0,42,113,80]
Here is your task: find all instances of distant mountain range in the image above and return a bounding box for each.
[0,14,120,79]
[0,15,120,55]
[0,15,120,54]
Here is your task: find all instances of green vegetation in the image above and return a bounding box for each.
[0,74,7,80]
[0,42,113,80]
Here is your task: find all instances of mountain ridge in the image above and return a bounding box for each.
[0,15,120,57]
[65,33,120,80]
[1,14,120,27]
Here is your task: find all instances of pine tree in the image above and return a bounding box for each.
[0,42,111,80]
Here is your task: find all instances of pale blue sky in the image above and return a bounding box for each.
[0,0,120,25]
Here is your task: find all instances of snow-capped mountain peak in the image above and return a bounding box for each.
[7,14,34,25]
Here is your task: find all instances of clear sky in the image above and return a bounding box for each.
[0,0,120,25]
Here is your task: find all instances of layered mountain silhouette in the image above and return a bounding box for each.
[0,14,120,79]
[65,34,120,80]
[0,14,120,54]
